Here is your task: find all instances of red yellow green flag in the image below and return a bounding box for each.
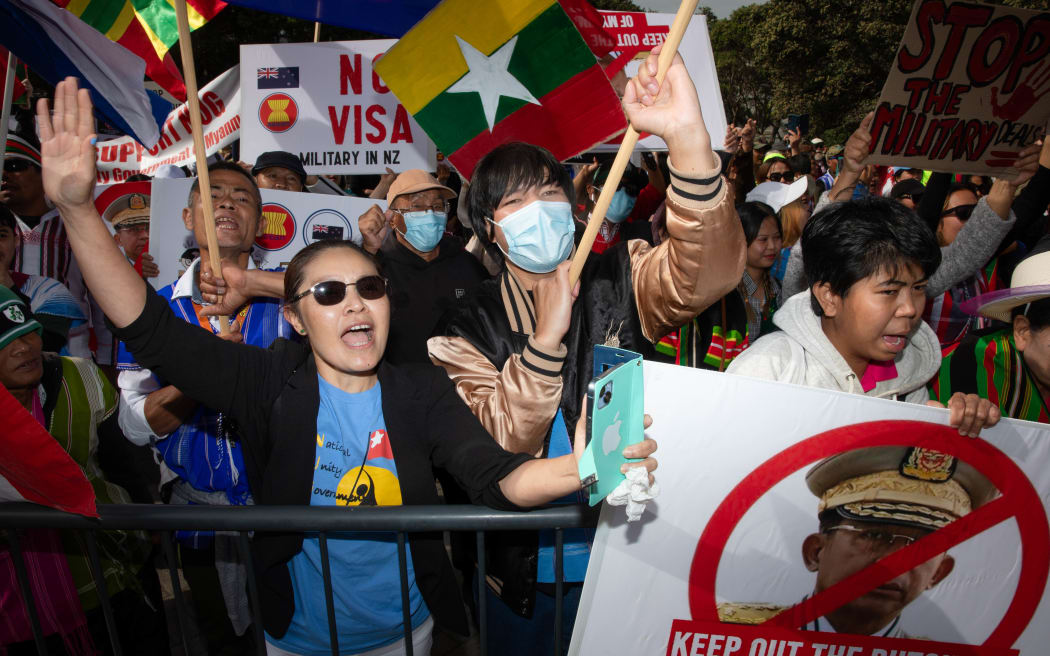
[52,0,226,101]
[375,0,626,178]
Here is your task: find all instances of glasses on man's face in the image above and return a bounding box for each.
[942,204,977,221]
[824,524,923,554]
[118,224,150,235]
[290,275,388,305]
[3,159,33,174]
[768,171,795,183]
[396,200,450,215]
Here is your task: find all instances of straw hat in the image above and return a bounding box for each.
[961,250,1050,322]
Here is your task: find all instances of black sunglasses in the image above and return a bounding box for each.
[3,159,33,173]
[768,171,795,183]
[942,204,976,221]
[290,276,388,305]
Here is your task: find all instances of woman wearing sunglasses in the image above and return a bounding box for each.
[39,78,658,656]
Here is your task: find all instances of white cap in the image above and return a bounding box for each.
[810,137,824,145]
[745,178,809,213]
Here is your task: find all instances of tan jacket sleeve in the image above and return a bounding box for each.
[427,334,565,456]
[630,153,746,343]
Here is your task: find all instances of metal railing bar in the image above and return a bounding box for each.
[317,532,339,656]
[83,531,121,656]
[6,529,48,655]
[0,503,594,532]
[477,531,487,656]
[159,531,191,656]
[554,528,564,656]
[396,532,413,656]
[237,531,267,656]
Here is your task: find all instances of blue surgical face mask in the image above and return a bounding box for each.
[487,201,575,274]
[396,210,446,253]
[603,187,637,223]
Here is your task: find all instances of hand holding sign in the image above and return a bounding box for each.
[829,112,874,201]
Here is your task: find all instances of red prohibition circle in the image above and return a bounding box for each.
[688,420,1049,649]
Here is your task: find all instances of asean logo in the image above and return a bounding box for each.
[255,202,295,251]
[259,92,298,133]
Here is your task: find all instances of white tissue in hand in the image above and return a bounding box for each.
[605,466,660,522]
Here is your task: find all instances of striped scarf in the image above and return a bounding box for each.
[933,328,1050,424]
[13,211,74,290]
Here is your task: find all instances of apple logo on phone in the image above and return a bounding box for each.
[602,412,622,456]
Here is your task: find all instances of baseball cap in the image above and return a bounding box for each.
[0,286,42,351]
[810,138,824,146]
[745,178,808,213]
[888,178,925,202]
[386,169,456,205]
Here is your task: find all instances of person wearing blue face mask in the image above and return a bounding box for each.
[362,169,489,365]
[583,161,651,255]
[428,46,746,655]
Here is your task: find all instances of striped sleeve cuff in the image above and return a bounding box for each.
[667,153,725,209]
[519,336,567,381]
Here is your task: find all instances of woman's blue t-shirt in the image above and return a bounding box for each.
[265,377,428,655]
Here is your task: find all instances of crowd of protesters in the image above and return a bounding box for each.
[2,37,1049,656]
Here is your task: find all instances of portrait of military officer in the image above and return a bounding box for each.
[718,443,997,638]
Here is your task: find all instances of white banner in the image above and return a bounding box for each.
[148,178,383,285]
[239,41,435,175]
[593,11,727,153]
[94,66,241,183]
[571,363,1050,655]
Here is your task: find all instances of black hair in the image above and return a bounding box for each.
[787,154,811,176]
[1012,297,1050,330]
[283,240,380,316]
[802,196,941,316]
[126,173,151,183]
[467,142,574,268]
[737,202,778,246]
[0,205,15,232]
[942,182,979,210]
[187,161,262,207]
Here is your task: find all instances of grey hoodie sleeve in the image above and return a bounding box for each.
[781,243,807,299]
[783,196,1015,300]
[926,197,1015,297]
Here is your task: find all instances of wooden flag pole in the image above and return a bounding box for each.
[174,0,230,333]
[314,22,321,42]
[0,54,18,171]
[568,0,699,287]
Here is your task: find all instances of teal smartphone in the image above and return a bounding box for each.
[578,352,644,505]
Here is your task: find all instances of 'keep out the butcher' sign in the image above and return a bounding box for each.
[868,0,1050,176]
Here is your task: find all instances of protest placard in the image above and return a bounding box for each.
[147,178,382,285]
[868,0,1050,175]
[94,66,241,184]
[239,41,435,175]
[569,363,1050,656]
[591,10,727,154]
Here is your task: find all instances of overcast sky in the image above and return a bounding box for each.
[634,0,766,20]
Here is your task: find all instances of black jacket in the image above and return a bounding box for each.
[113,285,532,638]
[379,234,488,365]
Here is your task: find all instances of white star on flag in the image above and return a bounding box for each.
[447,34,540,132]
[370,431,385,449]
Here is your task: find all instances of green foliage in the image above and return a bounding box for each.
[709,0,1050,143]
[590,0,645,10]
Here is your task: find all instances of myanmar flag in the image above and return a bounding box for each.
[53,0,226,102]
[375,0,626,178]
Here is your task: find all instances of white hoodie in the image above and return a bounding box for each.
[727,291,941,404]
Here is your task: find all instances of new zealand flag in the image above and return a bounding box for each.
[257,66,300,89]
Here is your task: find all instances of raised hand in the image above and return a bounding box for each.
[739,118,756,153]
[622,44,711,171]
[358,204,391,255]
[843,112,875,175]
[723,123,740,154]
[786,127,802,153]
[37,77,97,210]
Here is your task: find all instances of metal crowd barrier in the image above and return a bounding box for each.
[1,503,595,656]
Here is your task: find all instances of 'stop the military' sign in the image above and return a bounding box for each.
[868,0,1050,176]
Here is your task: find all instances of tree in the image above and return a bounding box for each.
[709,4,776,134]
